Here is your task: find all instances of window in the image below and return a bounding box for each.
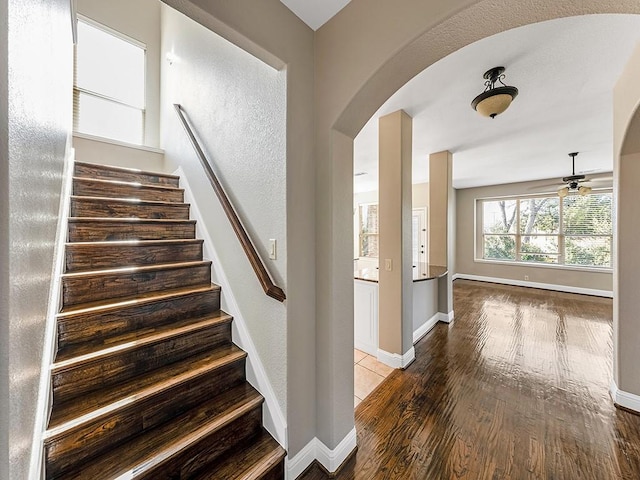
[74,18,146,144]
[480,192,612,268]
[358,204,379,258]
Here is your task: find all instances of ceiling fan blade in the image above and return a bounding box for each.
[584,177,613,185]
[529,182,564,190]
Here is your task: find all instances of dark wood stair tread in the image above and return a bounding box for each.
[66,238,204,247]
[68,216,196,224]
[61,259,211,279]
[60,260,212,308]
[65,238,204,272]
[73,176,184,192]
[74,161,180,186]
[47,344,246,430]
[193,429,286,480]
[53,310,232,364]
[58,383,264,480]
[70,194,189,206]
[52,310,233,362]
[57,283,220,315]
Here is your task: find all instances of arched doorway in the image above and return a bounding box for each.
[314,0,640,461]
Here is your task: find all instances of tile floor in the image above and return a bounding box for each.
[353,349,394,407]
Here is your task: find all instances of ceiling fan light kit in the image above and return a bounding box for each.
[471,66,519,118]
[557,152,593,197]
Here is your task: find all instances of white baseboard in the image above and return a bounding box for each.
[29,148,76,479]
[286,429,357,480]
[413,313,440,344]
[436,310,455,324]
[353,340,377,357]
[377,347,415,369]
[177,168,287,448]
[610,381,640,413]
[455,273,613,298]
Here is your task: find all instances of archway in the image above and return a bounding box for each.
[315,0,640,461]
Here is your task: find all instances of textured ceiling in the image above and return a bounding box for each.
[279,0,351,30]
[353,15,640,192]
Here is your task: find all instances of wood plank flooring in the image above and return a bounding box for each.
[299,280,640,479]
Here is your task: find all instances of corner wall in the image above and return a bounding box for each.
[613,41,640,400]
[160,0,287,412]
[158,0,316,458]
[2,0,73,477]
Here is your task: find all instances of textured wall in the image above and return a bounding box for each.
[2,0,72,478]
[73,135,165,171]
[160,0,316,457]
[160,4,288,410]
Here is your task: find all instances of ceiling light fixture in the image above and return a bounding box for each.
[558,152,592,197]
[471,66,519,118]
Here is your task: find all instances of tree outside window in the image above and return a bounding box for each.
[359,204,379,258]
[481,192,612,268]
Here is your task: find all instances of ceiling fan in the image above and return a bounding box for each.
[536,152,611,197]
[558,152,592,197]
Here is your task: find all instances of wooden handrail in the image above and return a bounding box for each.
[173,104,286,302]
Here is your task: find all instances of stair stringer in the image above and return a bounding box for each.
[28,147,75,480]
[174,167,287,450]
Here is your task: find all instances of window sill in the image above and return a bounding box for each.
[473,258,612,274]
[73,132,164,155]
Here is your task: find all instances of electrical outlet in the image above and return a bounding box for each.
[524,275,529,281]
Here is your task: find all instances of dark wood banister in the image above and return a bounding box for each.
[173,104,286,302]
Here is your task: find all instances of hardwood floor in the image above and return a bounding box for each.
[299,280,640,479]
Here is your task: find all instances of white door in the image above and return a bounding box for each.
[412,207,427,266]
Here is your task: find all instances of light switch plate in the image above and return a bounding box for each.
[385,258,392,271]
[269,239,277,260]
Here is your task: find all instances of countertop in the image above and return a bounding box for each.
[354,261,448,283]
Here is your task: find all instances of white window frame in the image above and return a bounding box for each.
[476,190,613,271]
[73,15,147,145]
[358,202,379,259]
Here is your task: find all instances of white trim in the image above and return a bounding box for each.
[610,381,640,414]
[413,313,440,344]
[72,132,164,155]
[77,13,146,49]
[176,168,287,448]
[436,310,455,324]
[377,347,415,369]
[285,437,318,480]
[29,147,76,479]
[473,257,613,275]
[286,429,357,479]
[316,428,357,474]
[353,340,377,357]
[454,273,613,298]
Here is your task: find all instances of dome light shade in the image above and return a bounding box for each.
[471,67,519,118]
[578,185,592,196]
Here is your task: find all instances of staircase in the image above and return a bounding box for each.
[43,161,286,479]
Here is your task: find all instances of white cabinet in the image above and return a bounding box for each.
[354,279,378,356]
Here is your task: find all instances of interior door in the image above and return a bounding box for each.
[412,207,427,266]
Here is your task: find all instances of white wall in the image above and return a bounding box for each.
[73,134,165,171]
[160,5,288,412]
[1,0,73,478]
